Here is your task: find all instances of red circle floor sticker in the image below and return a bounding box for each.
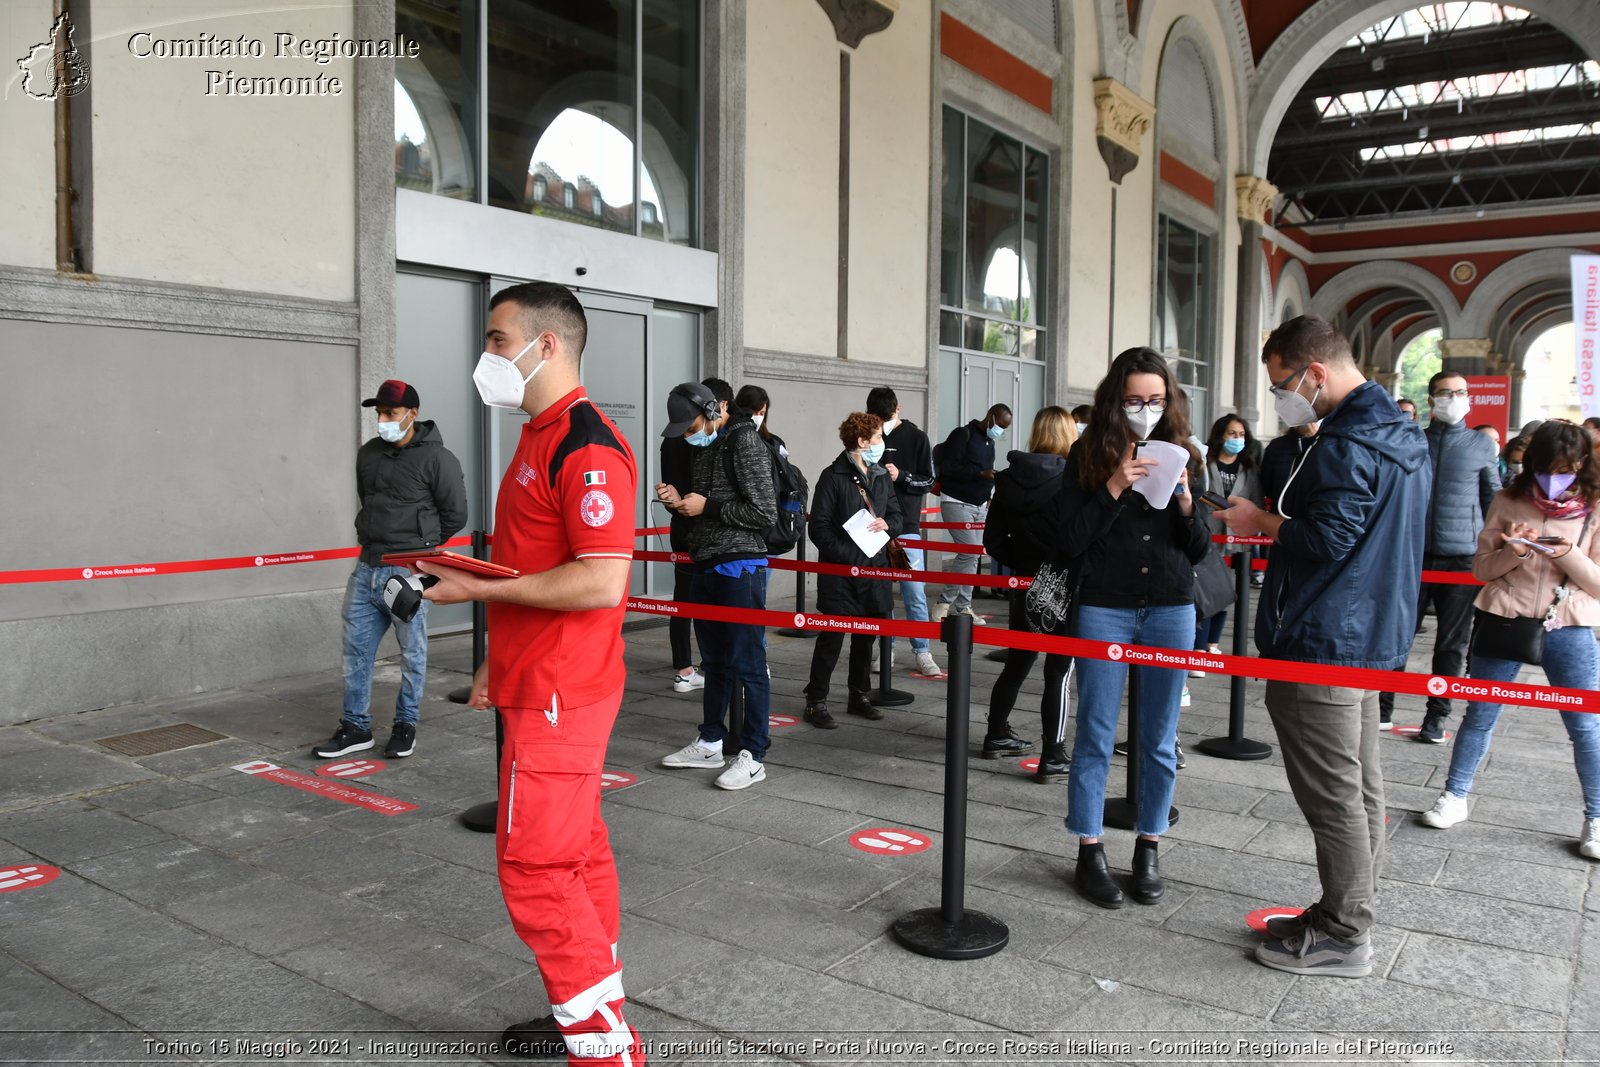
[849,828,933,855]
[769,714,798,728]
[315,758,386,779]
[1391,725,1451,741]
[600,771,638,791]
[1019,758,1040,773]
[0,863,61,893]
[1245,906,1304,934]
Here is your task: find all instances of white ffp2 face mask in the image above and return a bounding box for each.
[1272,370,1322,428]
[473,339,541,409]
[1431,396,1470,425]
[1127,406,1163,440]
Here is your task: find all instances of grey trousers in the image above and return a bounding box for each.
[936,498,986,610]
[1263,681,1385,944]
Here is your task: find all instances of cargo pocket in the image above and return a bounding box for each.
[503,740,605,869]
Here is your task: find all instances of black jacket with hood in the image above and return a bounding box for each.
[984,450,1067,576]
[809,452,904,616]
[937,420,997,507]
[882,419,936,534]
[354,420,468,565]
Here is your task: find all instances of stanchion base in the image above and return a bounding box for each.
[1193,735,1273,761]
[775,628,817,639]
[459,800,497,833]
[984,648,1009,664]
[869,688,916,708]
[447,686,471,705]
[1103,798,1179,832]
[891,907,1009,960]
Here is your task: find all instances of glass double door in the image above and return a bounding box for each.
[397,270,696,629]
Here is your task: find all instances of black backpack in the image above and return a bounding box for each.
[722,432,809,556]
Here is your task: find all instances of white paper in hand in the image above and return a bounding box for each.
[1131,440,1190,509]
[843,508,890,557]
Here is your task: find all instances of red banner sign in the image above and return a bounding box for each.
[1465,376,1512,443]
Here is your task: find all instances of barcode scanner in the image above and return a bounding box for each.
[383,573,439,623]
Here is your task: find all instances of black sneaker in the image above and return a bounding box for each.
[1113,739,1131,757]
[803,702,838,730]
[500,1015,565,1059]
[1417,713,1448,744]
[312,721,373,759]
[980,729,1037,759]
[384,723,416,758]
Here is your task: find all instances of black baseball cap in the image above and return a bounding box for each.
[662,382,718,437]
[362,379,420,408]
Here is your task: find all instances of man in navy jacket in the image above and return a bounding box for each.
[1219,315,1429,980]
[933,403,1011,622]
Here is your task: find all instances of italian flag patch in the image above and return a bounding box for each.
[583,470,607,486]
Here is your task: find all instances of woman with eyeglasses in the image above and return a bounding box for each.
[1051,348,1211,909]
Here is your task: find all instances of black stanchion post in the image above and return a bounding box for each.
[449,529,489,705]
[892,612,1008,959]
[1104,671,1180,831]
[870,621,915,707]
[458,529,502,832]
[984,583,1011,663]
[776,527,817,639]
[1194,552,1272,761]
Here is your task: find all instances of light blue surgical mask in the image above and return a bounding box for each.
[862,442,885,464]
[377,416,411,443]
[987,424,1005,442]
[1222,437,1245,455]
[686,428,718,448]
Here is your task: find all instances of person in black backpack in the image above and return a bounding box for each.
[736,384,808,562]
[934,404,1012,623]
[802,412,904,728]
[867,386,941,676]
[982,406,1077,781]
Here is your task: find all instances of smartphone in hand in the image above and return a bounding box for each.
[1506,536,1556,555]
[1198,492,1230,511]
[1536,535,1566,545]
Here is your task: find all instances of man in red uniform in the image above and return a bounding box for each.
[418,281,643,1065]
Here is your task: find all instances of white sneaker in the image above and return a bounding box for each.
[1420,792,1469,829]
[915,652,943,676]
[1207,644,1223,656]
[714,749,766,790]
[1189,666,1207,678]
[952,606,985,625]
[1180,686,1192,708]
[1580,818,1600,860]
[931,603,952,623]
[672,668,705,693]
[660,739,724,769]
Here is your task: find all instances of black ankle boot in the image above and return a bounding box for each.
[1130,837,1163,905]
[846,688,883,720]
[1033,744,1070,783]
[1074,841,1123,909]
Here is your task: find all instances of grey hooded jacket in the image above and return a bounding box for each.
[685,415,778,566]
[1423,417,1501,557]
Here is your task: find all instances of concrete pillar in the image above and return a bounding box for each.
[1440,337,1493,376]
[1232,176,1277,424]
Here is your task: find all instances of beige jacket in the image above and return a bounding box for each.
[1472,492,1600,627]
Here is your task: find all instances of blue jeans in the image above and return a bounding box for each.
[342,562,429,730]
[1067,603,1195,838]
[1444,625,1600,818]
[937,499,986,611]
[896,543,931,655]
[689,568,771,761]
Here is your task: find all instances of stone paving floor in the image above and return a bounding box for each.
[3,603,1598,1065]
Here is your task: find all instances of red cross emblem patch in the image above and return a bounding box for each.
[580,489,614,527]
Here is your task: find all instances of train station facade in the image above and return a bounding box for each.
[3,0,1598,717]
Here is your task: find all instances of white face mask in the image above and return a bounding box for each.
[1272,368,1322,428]
[377,415,411,443]
[882,417,899,435]
[1431,396,1470,425]
[1126,405,1163,440]
[473,338,541,409]
[751,413,765,430]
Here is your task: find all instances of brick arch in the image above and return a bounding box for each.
[1459,248,1591,339]
[1310,260,1462,334]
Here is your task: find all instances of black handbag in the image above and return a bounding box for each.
[1192,546,1235,619]
[1469,610,1546,666]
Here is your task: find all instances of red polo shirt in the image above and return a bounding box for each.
[488,387,637,710]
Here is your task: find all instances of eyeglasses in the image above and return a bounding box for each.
[1269,364,1310,394]
[1121,397,1166,413]
[1431,389,1469,399]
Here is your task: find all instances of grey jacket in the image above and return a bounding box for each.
[686,415,778,566]
[1423,418,1501,557]
[1201,458,1265,556]
[353,420,468,565]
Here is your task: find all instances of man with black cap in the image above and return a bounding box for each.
[312,379,466,761]
[654,381,777,790]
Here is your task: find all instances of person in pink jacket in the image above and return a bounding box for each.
[1419,420,1600,861]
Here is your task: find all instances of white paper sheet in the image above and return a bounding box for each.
[843,508,890,557]
[1131,440,1190,508]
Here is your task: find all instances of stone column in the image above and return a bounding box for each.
[1092,78,1154,185]
[1232,175,1277,424]
[1440,337,1492,377]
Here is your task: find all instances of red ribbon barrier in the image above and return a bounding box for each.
[919,521,987,531]
[626,596,939,640]
[896,537,988,555]
[632,550,1031,590]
